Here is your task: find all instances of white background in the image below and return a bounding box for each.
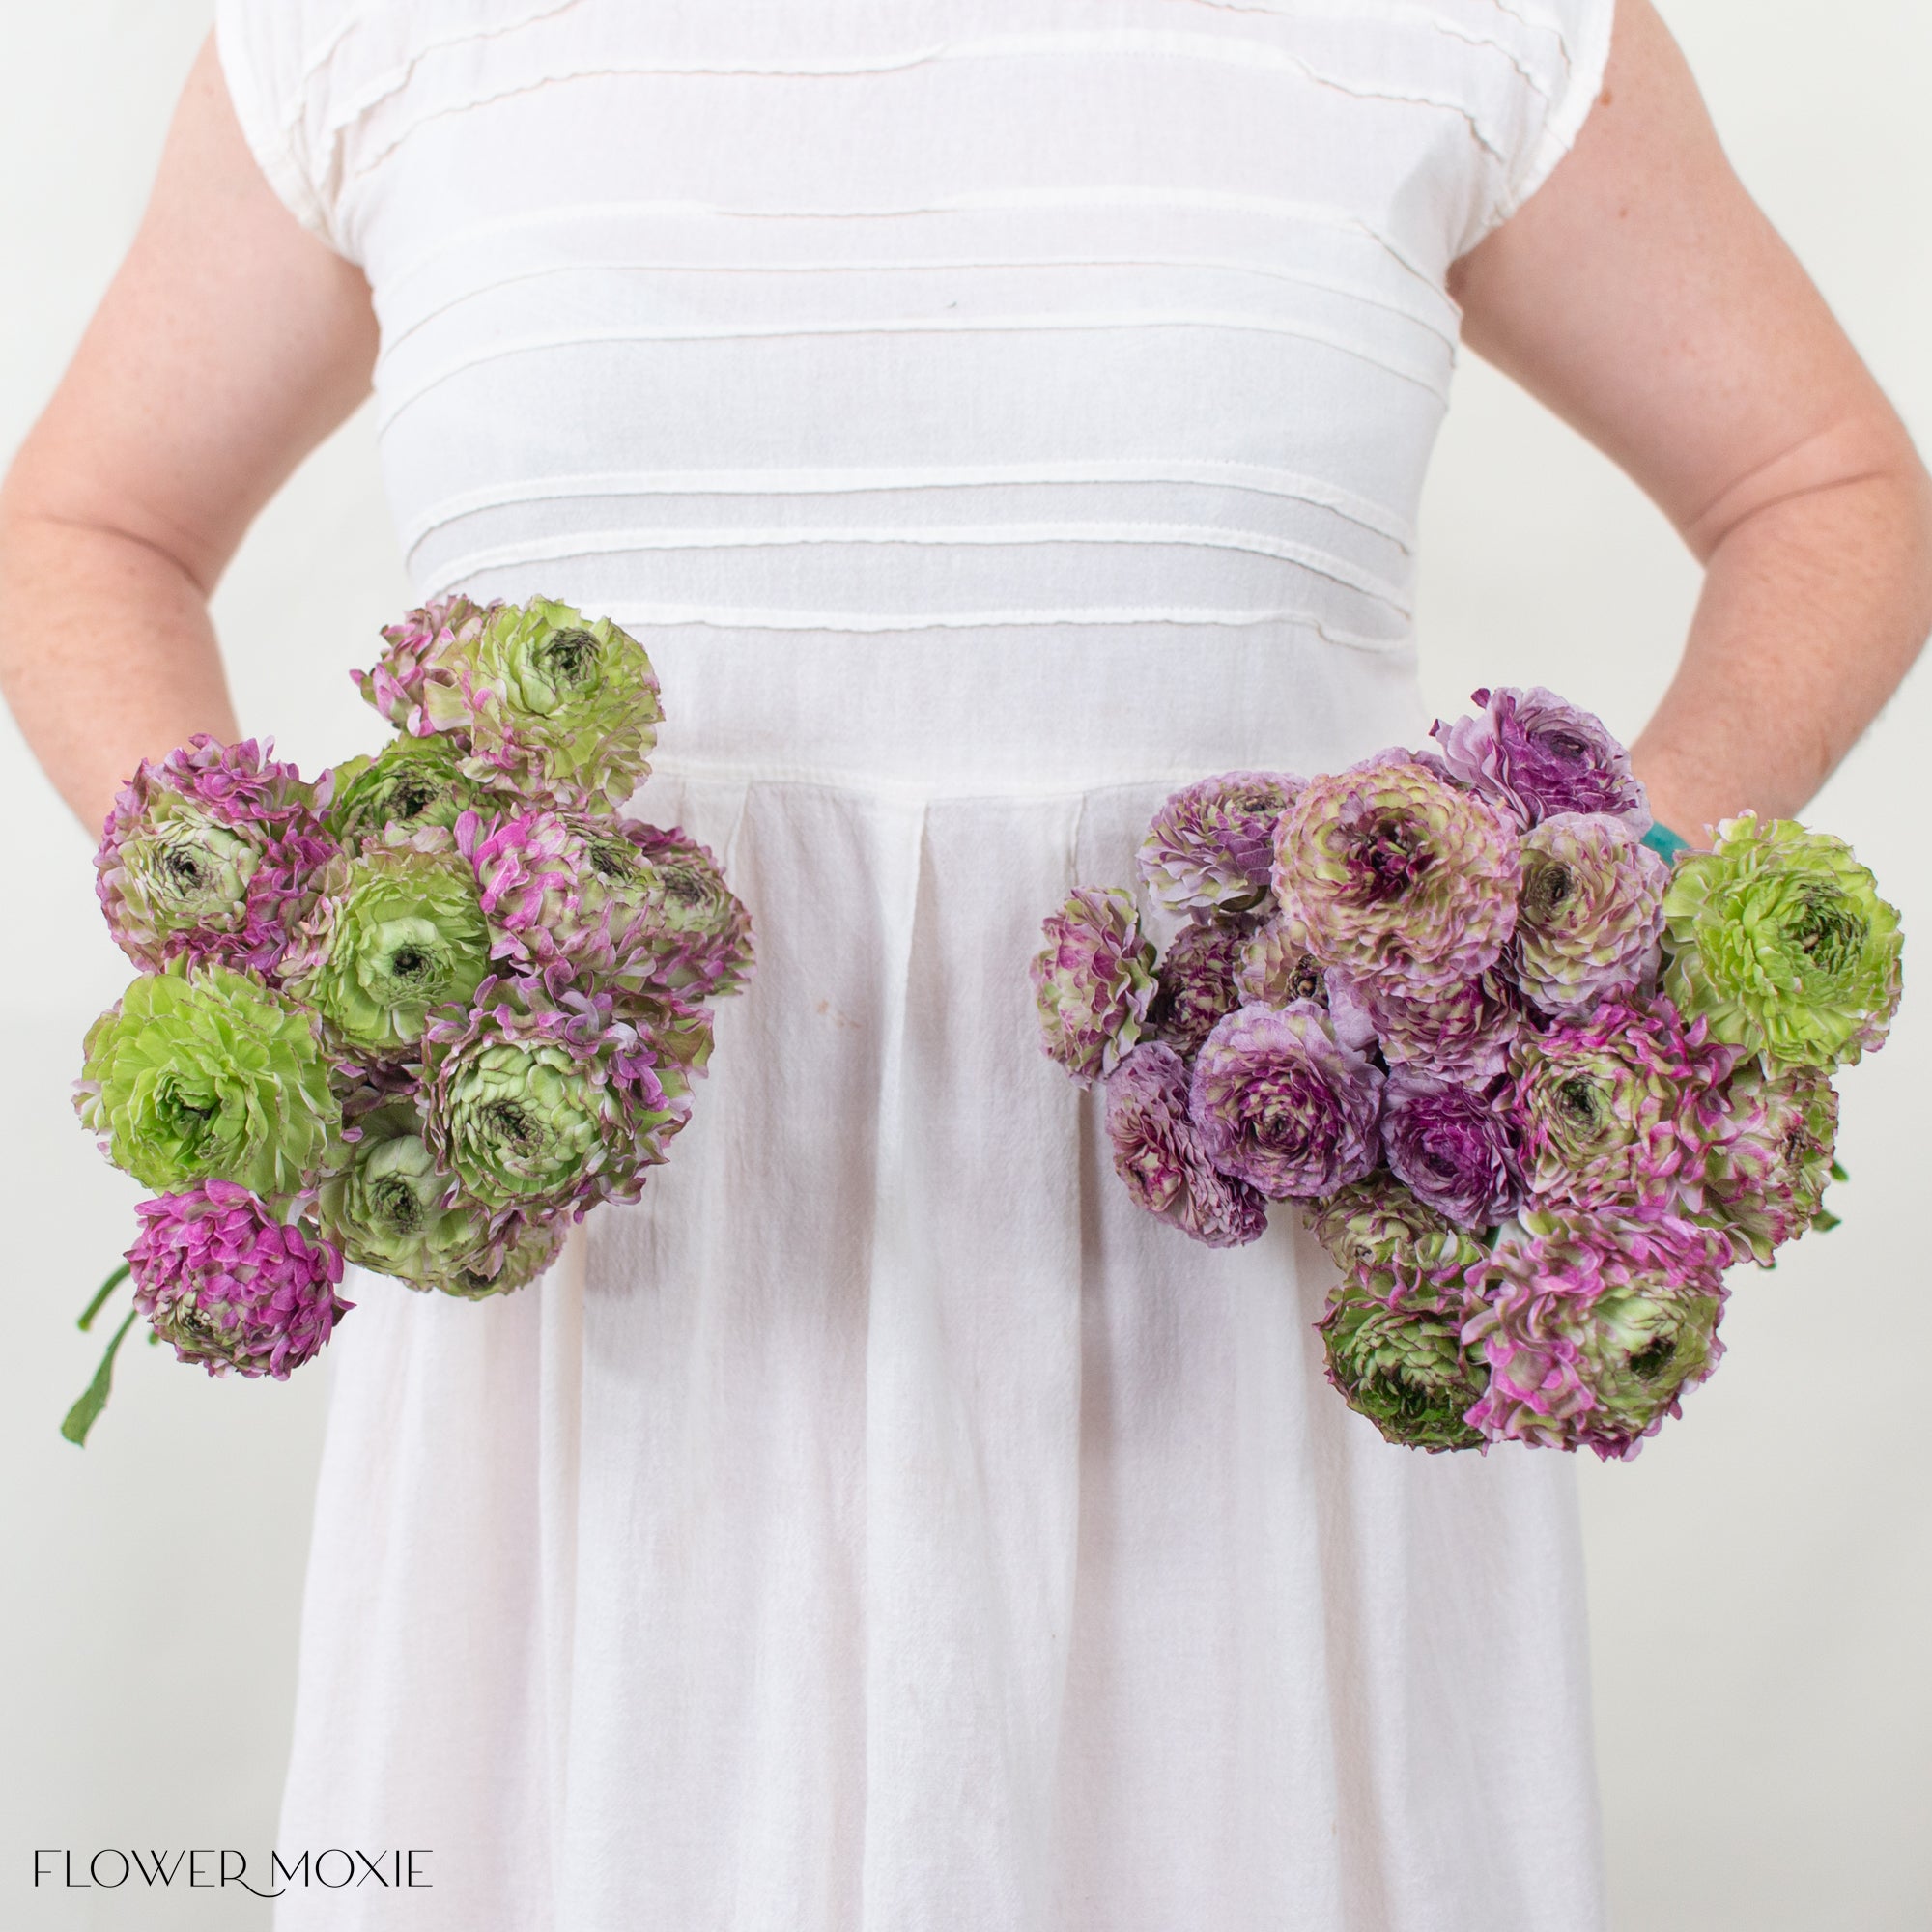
[1,2,1925,1924]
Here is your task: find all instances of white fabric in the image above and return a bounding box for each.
[215,3,1617,1926]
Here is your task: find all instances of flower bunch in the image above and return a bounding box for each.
[1030,685,1903,1460]
[67,595,750,1441]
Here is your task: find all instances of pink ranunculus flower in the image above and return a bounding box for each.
[128,1180,351,1378]
[95,734,336,978]
[1461,1209,1730,1460]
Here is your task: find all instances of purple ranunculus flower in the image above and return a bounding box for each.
[1379,1069,1523,1230]
[1188,1000,1384,1200]
[1138,772,1304,915]
[1270,750,1522,1002]
[128,1180,352,1378]
[95,735,336,978]
[1324,966,1520,1080]
[1104,1042,1269,1247]
[1234,916,1332,1011]
[1030,886,1158,1088]
[1512,811,1670,1016]
[1430,687,1652,833]
[1149,918,1249,1058]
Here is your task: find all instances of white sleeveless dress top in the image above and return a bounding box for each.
[216,4,1616,1927]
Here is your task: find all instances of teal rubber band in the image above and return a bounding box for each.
[1641,823,1691,863]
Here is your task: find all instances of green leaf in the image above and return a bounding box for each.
[60,1309,141,1448]
[1811,1209,1842,1235]
[1829,1160,1850,1184]
[77,1262,131,1333]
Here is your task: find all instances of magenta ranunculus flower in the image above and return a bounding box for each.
[1104,1042,1269,1247]
[1325,966,1521,1081]
[95,735,336,977]
[1269,750,1522,1002]
[1149,919,1249,1058]
[1430,687,1652,833]
[1462,1209,1730,1460]
[1031,886,1158,1088]
[1138,772,1304,915]
[1188,1000,1384,1200]
[1508,992,1742,1222]
[351,594,499,736]
[1379,1069,1522,1230]
[128,1180,352,1378]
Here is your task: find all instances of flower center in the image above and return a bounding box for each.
[1787,885,1864,977]
[1557,1075,1605,1129]
[1628,1333,1677,1381]
[368,1173,427,1234]
[587,838,640,881]
[1350,811,1433,903]
[482,1099,542,1154]
[535,627,599,692]
[1525,860,1575,921]
[1536,727,1592,766]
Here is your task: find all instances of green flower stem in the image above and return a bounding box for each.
[77,1262,131,1332]
[60,1308,140,1448]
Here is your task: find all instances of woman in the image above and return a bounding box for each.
[3,1,1926,1926]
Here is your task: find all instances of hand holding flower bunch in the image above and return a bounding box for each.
[1030,686,1903,1461]
[64,596,753,1443]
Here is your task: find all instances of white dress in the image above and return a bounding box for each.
[216,3,1616,1926]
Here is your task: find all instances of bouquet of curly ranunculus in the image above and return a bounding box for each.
[1031,686,1902,1461]
[64,596,751,1443]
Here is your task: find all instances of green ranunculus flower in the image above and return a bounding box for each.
[1662,813,1903,1069]
[1318,1274,1488,1452]
[1578,1281,1724,1443]
[422,598,663,809]
[436,1040,609,1205]
[314,1098,494,1286]
[435,1211,566,1300]
[285,835,492,1056]
[326,737,485,850]
[76,965,337,1199]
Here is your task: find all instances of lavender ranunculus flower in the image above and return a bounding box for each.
[128,1179,352,1378]
[625,825,755,1001]
[1462,1209,1730,1459]
[95,735,335,978]
[1325,966,1520,1081]
[1188,1000,1383,1199]
[1031,886,1158,1088]
[1379,1069,1522,1230]
[1148,919,1248,1057]
[1104,1042,1269,1247]
[1138,772,1304,915]
[1234,917,1331,1010]
[1270,751,1522,1001]
[1507,992,1742,1223]
[1512,812,1670,1016]
[1702,1062,1842,1265]
[1430,686,1652,833]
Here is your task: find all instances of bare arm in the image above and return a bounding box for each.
[1450,0,1932,841]
[0,35,377,834]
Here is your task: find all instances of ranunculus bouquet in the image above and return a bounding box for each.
[1031,687,1903,1460]
[64,596,751,1442]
